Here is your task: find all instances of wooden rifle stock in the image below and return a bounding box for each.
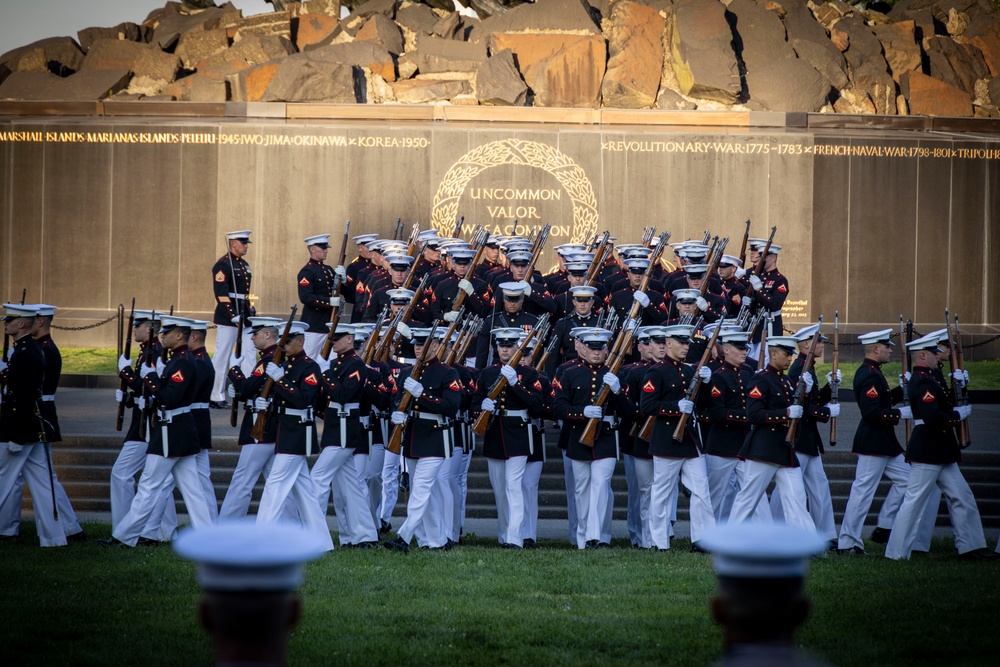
[945,310,971,447]
[116,299,135,431]
[318,220,351,361]
[738,219,751,267]
[229,308,245,428]
[403,241,428,289]
[451,229,488,313]
[471,318,543,436]
[672,324,723,442]
[452,215,465,238]
[436,308,465,361]
[250,306,297,442]
[829,311,840,446]
[522,224,551,283]
[699,237,729,298]
[387,322,440,454]
[138,310,157,441]
[785,317,823,445]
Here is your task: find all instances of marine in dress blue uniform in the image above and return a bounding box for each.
[298,234,346,359]
[211,230,255,405]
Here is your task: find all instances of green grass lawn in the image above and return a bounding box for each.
[1,522,997,666]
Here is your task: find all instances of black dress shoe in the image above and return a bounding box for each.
[596,542,610,549]
[444,538,456,550]
[136,537,161,547]
[870,527,891,544]
[98,537,132,548]
[0,533,19,542]
[585,539,599,549]
[378,520,392,535]
[67,530,88,543]
[209,400,230,410]
[383,536,409,553]
[502,542,523,550]
[690,542,707,554]
[958,548,1000,561]
[837,546,866,556]
[523,538,536,549]
[354,541,379,550]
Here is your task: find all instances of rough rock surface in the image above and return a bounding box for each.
[413,36,487,74]
[0,68,131,101]
[600,0,664,109]
[355,14,405,55]
[476,48,528,106]
[175,29,230,70]
[303,41,396,82]
[669,0,741,104]
[391,77,470,103]
[261,58,361,102]
[295,14,345,51]
[901,69,973,117]
[490,32,606,108]
[77,23,143,53]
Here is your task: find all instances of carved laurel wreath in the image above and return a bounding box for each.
[431,139,599,245]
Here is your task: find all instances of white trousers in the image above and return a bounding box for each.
[365,444,385,524]
[633,458,654,548]
[141,479,179,542]
[257,453,334,551]
[651,456,716,549]
[195,449,218,522]
[444,447,465,542]
[219,443,276,520]
[0,443,66,546]
[0,463,82,539]
[730,460,815,532]
[459,449,473,533]
[113,454,212,546]
[111,440,149,527]
[885,462,987,560]
[312,447,376,545]
[211,325,255,402]
[623,454,641,546]
[397,457,445,548]
[707,456,772,524]
[521,460,543,542]
[434,455,457,544]
[303,332,327,362]
[571,458,615,549]
[562,451,578,544]
[488,456,527,547]
[838,454,909,549]
[380,449,401,524]
[771,452,836,541]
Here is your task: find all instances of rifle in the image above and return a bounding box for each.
[444,315,480,366]
[361,305,389,365]
[535,335,559,373]
[582,231,671,447]
[436,307,466,361]
[320,221,352,361]
[116,299,135,431]
[471,314,546,437]
[453,316,483,365]
[250,306,298,442]
[672,323,723,443]
[522,224,551,283]
[829,311,840,447]
[757,311,771,372]
[748,226,777,280]
[900,315,912,442]
[584,231,610,286]
[699,237,729,298]
[785,316,824,446]
[451,228,490,314]
[393,218,403,241]
[406,223,420,256]
[738,219,751,267]
[452,215,465,238]
[945,309,971,447]
[702,230,711,245]
[387,321,441,454]
[229,307,245,428]
[138,310,157,441]
[377,274,429,362]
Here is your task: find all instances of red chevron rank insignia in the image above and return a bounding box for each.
[777,284,788,293]
[922,390,935,403]
[534,379,543,390]
[304,373,318,386]
[642,380,656,393]
[299,277,310,286]
[732,295,741,304]
[748,386,763,399]
[348,370,361,382]
[170,370,185,383]
[866,386,878,399]
[215,270,226,283]
[711,385,722,398]
[449,379,462,391]
[253,366,264,376]
[552,378,563,390]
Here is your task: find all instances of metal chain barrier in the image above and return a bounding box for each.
[52,315,218,331]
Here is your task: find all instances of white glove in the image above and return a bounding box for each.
[500,364,518,385]
[583,405,603,419]
[952,369,966,387]
[956,405,972,420]
[136,396,147,411]
[265,362,284,382]
[633,290,650,308]
[458,279,474,296]
[8,443,23,454]
[391,410,407,425]
[316,357,331,373]
[827,403,841,418]
[254,396,269,411]
[695,296,709,312]
[227,384,236,399]
[115,389,124,403]
[403,377,424,398]
[735,267,746,278]
[155,358,165,375]
[697,366,712,382]
[522,283,532,297]
[898,405,912,420]
[396,322,412,339]
[899,372,911,384]
[749,275,763,291]
[140,363,157,377]
[826,369,842,384]
[0,359,6,373]
[802,373,814,393]
[787,404,803,419]
[229,353,243,369]
[443,310,460,323]
[963,369,970,385]
[603,372,621,394]
[334,265,346,279]
[231,315,242,325]
[481,397,495,412]
[678,399,694,414]
[329,296,342,308]
[118,354,131,372]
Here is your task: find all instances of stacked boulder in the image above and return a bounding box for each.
[1,0,998,117]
